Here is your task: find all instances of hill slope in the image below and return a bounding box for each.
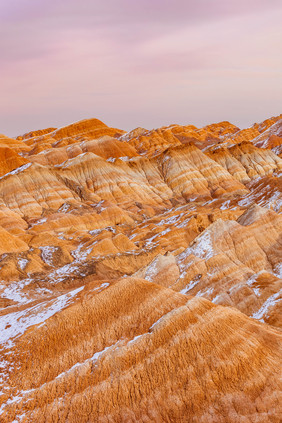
[0,115,281,422]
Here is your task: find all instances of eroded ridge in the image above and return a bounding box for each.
[0,115,281,422]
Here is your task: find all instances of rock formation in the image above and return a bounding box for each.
[0,115,281,422]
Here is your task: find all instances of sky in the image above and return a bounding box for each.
[0,0,282,136]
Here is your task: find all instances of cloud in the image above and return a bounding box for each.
[0,0,281,135]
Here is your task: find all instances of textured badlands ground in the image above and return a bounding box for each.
[0,115,281,422]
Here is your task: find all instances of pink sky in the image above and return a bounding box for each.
[1,0,282,136]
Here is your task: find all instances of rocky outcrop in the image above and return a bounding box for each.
[1,278,281,423]
[0,115,281,422]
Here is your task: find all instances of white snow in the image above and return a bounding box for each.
[220,200,237,211]
[40,246,57,267]
[0,163,32,181]
[274,263,282,279]
[176,217,192,228]
[238,183,282,213]
[29,217,48,229]
[109,156,131,162]
[127,334,144,344]
[0,254,7,262]
[0,388,35,418]
[0,286,84,347]
[245,272,266,297]
[54,341,121,380]
[149,315,166,331]
[179,230,214,263]
[92,282,109,292]
[145,228,171,246]
[58,203,71,213]
[157,213,183,226]
[177,230,215,278]
[55,313,175,382]
[253,287,261,297]
[0,278,33,304]
[48,262,80,283]
[192,231,214,260]
[18,259,28,271]
[196,287,214,297]
[0,358,16,384]
[220,200,231,210]
[89,229,102,236]
[212,294,222,304]
[161,155,171,164]
[71,243,94,262]
[252,288,282,322]
[144,258,158,282]
[180,278,200,295]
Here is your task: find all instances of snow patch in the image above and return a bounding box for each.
[245,271,269,297]
[55,340,120,380]
[157,213,183,226]
[144,259,159,282]
[273,263,282,279]
[18,259,28,271]
[0,278,34,304]
[0,163,32,181]
[176,217,192,228]
[252,289,282,322]
[92,282,110,293]
[0,388,35,416]
[71,243,94,262]
[127,334,144,345]
[196,287,214,297]
[40,246,57,266]
[177,230,214,278]
[180,277,200,295]
[192,231,214,260]
[145,228,171,246]
[48,262,80,284]
[0,286,84,347]
[58,203,71,213]
[212,294,222,304]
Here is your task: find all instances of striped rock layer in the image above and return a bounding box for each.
[0,115,281,422]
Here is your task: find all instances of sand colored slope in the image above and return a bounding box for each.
[0,115,281,422]
[0,278,281,422]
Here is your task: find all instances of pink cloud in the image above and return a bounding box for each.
[0,1,281,135]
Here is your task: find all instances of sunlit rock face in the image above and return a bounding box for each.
[0,116,281,422]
